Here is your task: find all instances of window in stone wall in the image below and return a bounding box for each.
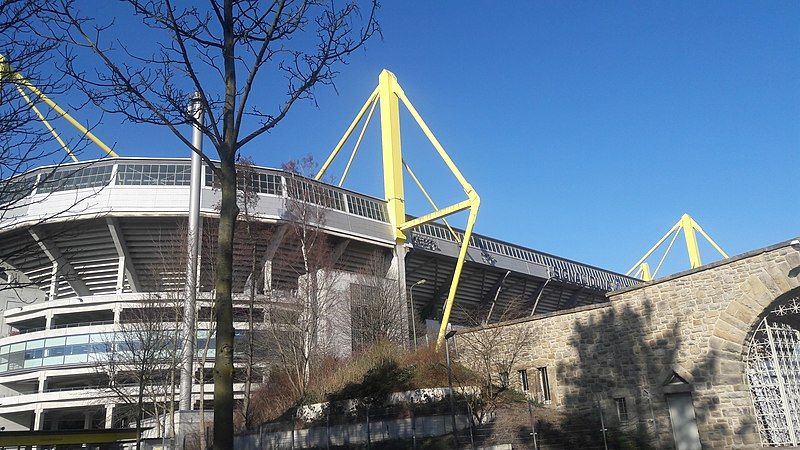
[615,397,629,422]
[537,367,551,403]
[499,371,509,388]
[518,369,529,392]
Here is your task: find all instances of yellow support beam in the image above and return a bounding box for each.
[14,84,78,162]
[0,53,119,159]
[680,213,702,268]
[403,159,462,244]
[379,70,406,241]
[316,69,481,350]
[626,220,681,276]
[627,213,729,279]
[638,262,652,281]
[316,87,379,181]
[339,97,378,186]
[398,199,472,231]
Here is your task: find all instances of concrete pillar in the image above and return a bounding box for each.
[83,411,92,429]
[392,244,410,347]
[48,262,58,300]
[45,311,53,330]
[115,256,125,293]
[113,305,122,324]
[263,260,273,292]
[105,404,115,428]
[33,408,42,431]
[37,372,46,393]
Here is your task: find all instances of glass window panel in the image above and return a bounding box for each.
[26,340,44,349]
[0,175,36,206]
[90,332,115,343]
[116,163,191,186]
[346,195,387,221]
[46,346,65,357]
[38,165,113,193]
[23,359,42,368]
[45,337,67,347]
[42,357,63,366]
[64,354,88,364]
[10,343,25,353]
[24,348,43,360]
[8,352,24,370]
[65,335,89,345]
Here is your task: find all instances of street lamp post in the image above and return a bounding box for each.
[444,329,458,439]
[409,279,426,350]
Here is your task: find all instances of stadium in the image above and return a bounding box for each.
[0,69,796,450]
[0,156,638,434]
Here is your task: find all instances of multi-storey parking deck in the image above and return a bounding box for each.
[0,157,638,431]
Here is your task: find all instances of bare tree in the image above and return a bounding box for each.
[233,158,273,430]
[1,0,70,194]
[99,297,180,450]
[44,2,379,445]
[456,302,533,425]
[349,250,406,350]
[262,157,345,401]
[0,0,105,299]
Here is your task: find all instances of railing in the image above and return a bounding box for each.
[43,385,105,393]
[7,158,390,224]
[51,320,114,329]
[411,222,639,292]
[13,326,46,335]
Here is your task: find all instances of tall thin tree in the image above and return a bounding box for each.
[46,2,379,447]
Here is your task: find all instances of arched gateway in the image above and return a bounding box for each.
[746,290,800,446]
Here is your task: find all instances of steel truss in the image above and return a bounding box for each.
[0,54,118,161]
[626,213,728,281]
[316,70,480,350]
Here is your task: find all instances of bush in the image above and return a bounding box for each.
[244,340,480,428]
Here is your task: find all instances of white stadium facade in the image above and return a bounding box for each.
[0,157,637,435]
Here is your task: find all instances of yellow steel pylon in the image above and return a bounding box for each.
[316,69,480,350]
[627,213,729,281]
[0,54,119,161]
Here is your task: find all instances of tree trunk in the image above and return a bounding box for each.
[136,377,145,450]
[214,0,239,446]
[213,155,238,449]
[243,250,256,430]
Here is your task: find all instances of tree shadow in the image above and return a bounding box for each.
[532,300,682,449]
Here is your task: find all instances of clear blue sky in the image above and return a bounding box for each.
[53,2,800,276]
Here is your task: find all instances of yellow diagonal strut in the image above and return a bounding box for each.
[626,213,729,280]
[0,54,119,159]
[316,69,480,350]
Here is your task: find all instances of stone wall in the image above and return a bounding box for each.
[456,239,800,449]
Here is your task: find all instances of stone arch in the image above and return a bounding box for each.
[741,286,800,446]
[704,259,800,448]
[711,270,800,367]
[741,287,800,352]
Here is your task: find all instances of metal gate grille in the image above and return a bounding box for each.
[746,298,800,447]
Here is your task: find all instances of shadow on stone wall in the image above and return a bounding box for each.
[538,300,681,449]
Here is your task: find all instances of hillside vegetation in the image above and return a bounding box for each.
[244,341,478,427]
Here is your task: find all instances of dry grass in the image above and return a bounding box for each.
[246,340,479,427]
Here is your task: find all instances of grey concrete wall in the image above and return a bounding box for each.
[235,413,470,449]
[456,240,800,450]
